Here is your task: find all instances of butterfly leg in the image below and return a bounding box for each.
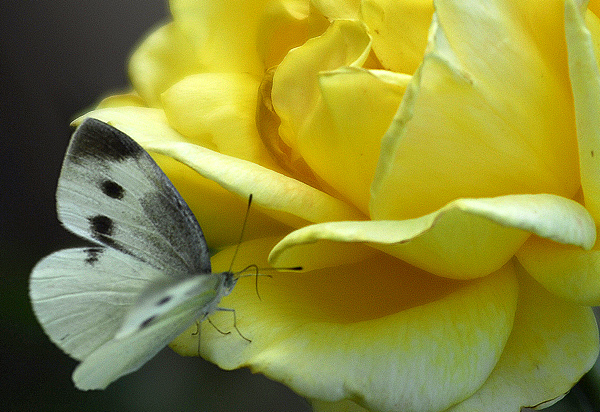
[207,317,231,336]
[191,320,202,355]
[216,307,251,343]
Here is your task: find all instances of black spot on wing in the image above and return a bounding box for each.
[141,316,157,328]
[157,296,172,306]
[101,179,125,199]
[84,247,104,265]
[88,215,125,252]
[68,118,144,164]
[89,215,113,237]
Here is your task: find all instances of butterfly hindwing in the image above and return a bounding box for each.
[56,118,212,276]
[29,247,163,360]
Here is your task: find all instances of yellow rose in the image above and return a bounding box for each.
[77,0,600,410]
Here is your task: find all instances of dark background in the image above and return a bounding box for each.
[1,2,309,411]
[2,2,599,411]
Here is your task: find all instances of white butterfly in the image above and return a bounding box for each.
[29,118,241,390]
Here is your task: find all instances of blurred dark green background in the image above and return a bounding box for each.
[2,1,599,411]
[0,1,309,411]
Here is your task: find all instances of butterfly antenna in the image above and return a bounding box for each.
[236,264,302,301]
[228,194,253,273]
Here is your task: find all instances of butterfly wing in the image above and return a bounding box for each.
[56,118,211,276]
[115,271,230,339]
[30,225,228,391]
[29,247,162,360]
[72,295,210,390]
[30,119,234,390]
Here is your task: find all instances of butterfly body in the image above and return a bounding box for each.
[30,118,239,390]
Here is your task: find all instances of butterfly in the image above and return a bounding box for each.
[29,118,243,390]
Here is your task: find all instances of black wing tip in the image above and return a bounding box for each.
[69,118,144,162]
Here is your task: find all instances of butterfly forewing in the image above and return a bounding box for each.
[115,273,226,339]
[57,118,212,276]
[73,296,207,390]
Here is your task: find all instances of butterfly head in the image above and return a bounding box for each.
[222,271,238,296]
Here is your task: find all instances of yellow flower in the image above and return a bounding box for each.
[76,0,600,410]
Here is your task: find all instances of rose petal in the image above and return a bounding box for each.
[161,73,282,171]
[73,108,292,248]
[272,19,371,149]
[76,108,364,227]
[173,238,518,412]
[270,194,596,279]
[297,67,408,213]
[95,92,146,109]
[129,22,204,107]
[361,0,433,74]
[169,0,269,75]
[273,20,404,213]
[445,265,599,411]
[312,0,362,19]
[147,139,366,228]
[256,1,330,68]
[565,0,600,223]
[516,232,600,305]
[370,0,580,221]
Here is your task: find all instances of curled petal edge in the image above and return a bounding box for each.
[270,194,596,278]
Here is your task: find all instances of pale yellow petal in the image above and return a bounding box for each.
[161,73,281,171]
[73,108,291,247]
[516,232,600,305]
[174,238,518,412]
[271,194,596,279]
[566,0,600,223]
[312,399,369,412]
[146,140,366,228]
[361,0,433,74]
[128,22,204,108]
[371,0,580,221]
[445,266,599,412]
[94,92,146,109]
